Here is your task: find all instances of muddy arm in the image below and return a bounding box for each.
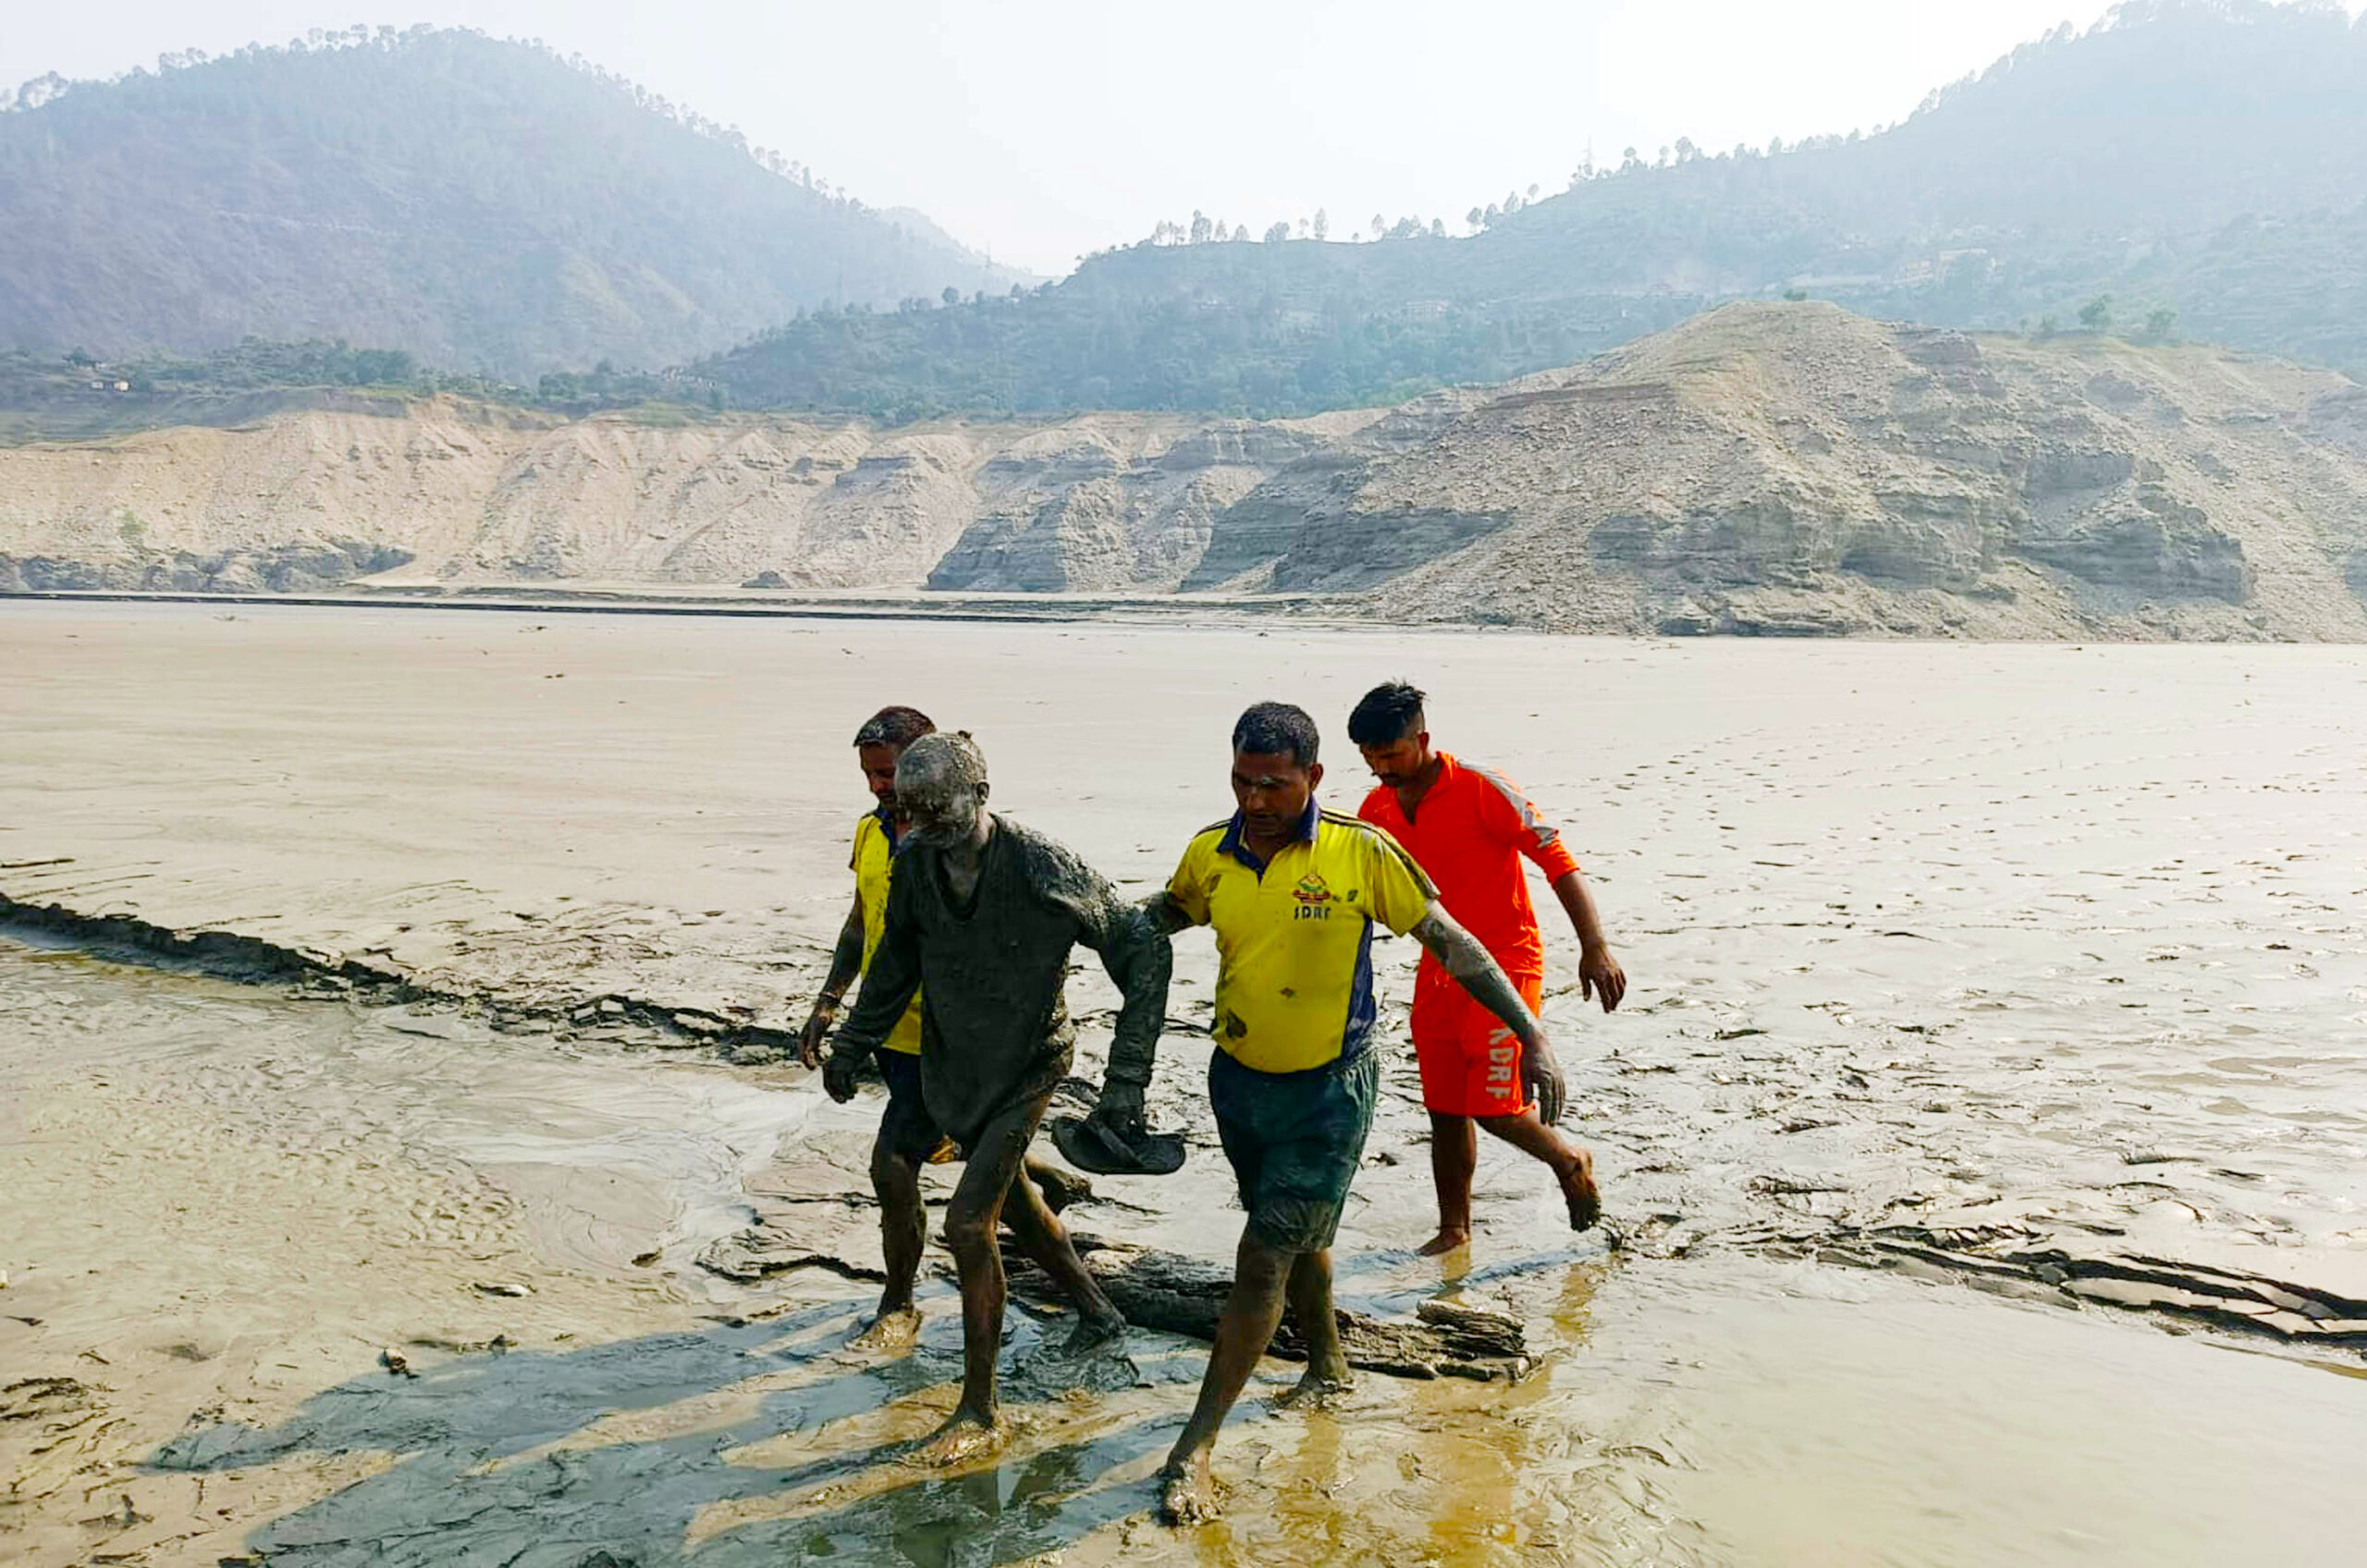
[816,895,866,1007]
[798,895,868,1065]
[1411,905,1566,1123]
[1034,871,1171,1128]
[826,881,919,1084]
[1141,890,1197,937]
[1081,895,1172,1104]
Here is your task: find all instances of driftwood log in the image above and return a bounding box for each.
[699,1158,1093,1285]
[700,1148,1532,1382]
[1020,1239,1532,1382]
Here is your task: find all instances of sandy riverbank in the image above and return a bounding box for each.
[7,938,2365,1567]
[5,601,2366,1562]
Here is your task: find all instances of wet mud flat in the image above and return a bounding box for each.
[5,942,2363,1568]
[4,601,2367,1562]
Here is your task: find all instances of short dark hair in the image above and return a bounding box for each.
[852,705,935,750]
[1347,681,1426,746]
[1232,701,1319,768]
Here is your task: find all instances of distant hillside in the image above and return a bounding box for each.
[7,303,2366,642]
[0,28,1031,378]
[700,0,2367,418]
[1327,302,2367,641]
[0,337,715,445]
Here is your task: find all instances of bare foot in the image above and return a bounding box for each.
[1274,1366,1353,1409]
[1061,1310,1128,1355]
[1156,1452,1219,1525]
[1417,1227,1471,1257]
[914,1405,1016,1467]
[1562,1145,1601,1231]
[847,1306,922,1353]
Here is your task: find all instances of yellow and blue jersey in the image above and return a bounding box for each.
[851,808,926,1056]
[1165,802,1436,1073]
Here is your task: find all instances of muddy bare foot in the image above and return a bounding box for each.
[1061,1309,1128,1355]
[1563,1146,1601,1232]
[1274,1367,1354,1409]
[1157,1453,1219,1525]
[1417,1227,1471,1257]
[847,1306,922,1353]
[914,1406,1016,1467]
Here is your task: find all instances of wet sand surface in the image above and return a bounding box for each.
[5,601,2367,1563]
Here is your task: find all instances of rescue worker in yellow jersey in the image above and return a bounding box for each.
[1148,701,1570,1525]
[797,704,941,1348]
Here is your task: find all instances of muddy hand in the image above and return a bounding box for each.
[1090,1079,1147,1137]
[1522,1035,1567,1126]
[822,1049,861,1103]
[796,1000,838,1069]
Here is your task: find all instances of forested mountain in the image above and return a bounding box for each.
[0,28,1030,378]
[6,2,2360,417]
[700,0,2367,418]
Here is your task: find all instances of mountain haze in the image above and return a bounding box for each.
[0,28,1030,379]
[702,0,2367,418]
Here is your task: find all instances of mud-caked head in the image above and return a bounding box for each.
[853,705,936,809]
[1347,680,1431,790]
[896,732,991,849]
[1230,701,1322,845]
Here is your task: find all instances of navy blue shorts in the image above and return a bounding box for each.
[1208,1047,1379,1253]
[877,1050,947,1160]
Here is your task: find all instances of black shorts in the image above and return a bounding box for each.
[1208,1047,1380,1253]
[877,1049,947,1160]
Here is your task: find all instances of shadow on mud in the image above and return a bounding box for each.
[146,1296,1193,1567]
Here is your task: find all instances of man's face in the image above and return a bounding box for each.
[1231,750,1321,841]
[858,742,903,808]
[1357,729,1430,790]
[899,766,985,850]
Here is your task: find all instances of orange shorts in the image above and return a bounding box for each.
[1410,963,1543,1119]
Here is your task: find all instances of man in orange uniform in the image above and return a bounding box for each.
[1350,680,1625,1255]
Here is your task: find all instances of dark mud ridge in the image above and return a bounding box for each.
[8,881,2363,1366]
[1818,1226,2367,1344]
[0,886,796,1060]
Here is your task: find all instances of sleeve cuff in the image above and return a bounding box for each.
[1536,848,1582,882]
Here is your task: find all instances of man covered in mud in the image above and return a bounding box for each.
[1349,680,1623,1255]
[1148,701,1569,1524]
[822,731,1169,1464]
[795,704,951,1348]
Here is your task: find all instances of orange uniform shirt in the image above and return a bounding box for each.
[1357,753,1579,979]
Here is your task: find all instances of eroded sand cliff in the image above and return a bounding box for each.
[7,303,2367,638]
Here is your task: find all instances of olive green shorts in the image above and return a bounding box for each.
[1208,1047,1379,1253]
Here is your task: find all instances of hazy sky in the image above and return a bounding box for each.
[4,1,2156,274]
